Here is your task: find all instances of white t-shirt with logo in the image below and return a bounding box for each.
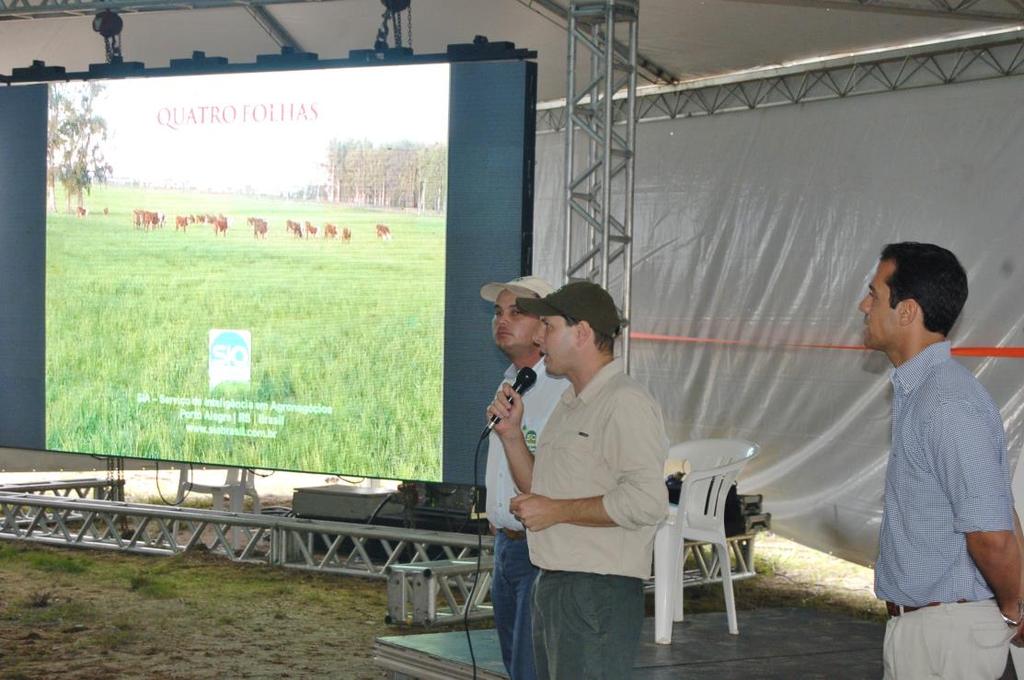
[485,359,568,531]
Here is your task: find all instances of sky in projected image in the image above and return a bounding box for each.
[98,64,449,193]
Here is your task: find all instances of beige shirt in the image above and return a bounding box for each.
[528,359,668,579]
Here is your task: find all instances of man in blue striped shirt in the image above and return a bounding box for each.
[860,242,1024,679]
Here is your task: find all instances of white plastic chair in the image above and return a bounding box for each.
[176,468,261,550]
[653,438,759,644]
[175,467,260,515]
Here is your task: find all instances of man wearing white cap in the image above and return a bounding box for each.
[479,275,568,680]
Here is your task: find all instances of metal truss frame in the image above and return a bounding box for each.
[0,477,124,501]
[641,534,759,602]
[0,482,762,628]
[681,535,758,587]
[0,490,495,622]
[0,0,305,49]
[539,29,1024,132]
[514,0,678,86]
[386,557,495,626]
[726,0,1024,22]
[0,0,312,19]
[563,0,639,367]
[3,0,1020,24]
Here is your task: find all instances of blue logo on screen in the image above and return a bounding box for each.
[209,329,251,390]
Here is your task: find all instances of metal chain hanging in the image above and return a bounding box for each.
[92,9,124,64]
[406,2,413,51]
[374,0,411,51]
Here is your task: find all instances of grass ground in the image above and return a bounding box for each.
[46,185,445,480]
[0,532,884,679]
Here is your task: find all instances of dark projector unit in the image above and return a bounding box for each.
[292,484,402,524]
[291,481,485,535]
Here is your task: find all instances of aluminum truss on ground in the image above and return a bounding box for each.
[679,535,758,587]
[539,29,1024,132]
[563,0,639,367]
[0,490,495,622]
[0,477,123,501]
[386,556,495,625]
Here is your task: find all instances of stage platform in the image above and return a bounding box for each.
[374,606,883,679]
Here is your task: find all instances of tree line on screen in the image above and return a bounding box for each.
[46,82,448,213]
[321,139,447,213]
[47,83,112,214]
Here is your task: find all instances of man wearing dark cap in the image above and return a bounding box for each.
[488,280,668,680]
[479,275,568,680]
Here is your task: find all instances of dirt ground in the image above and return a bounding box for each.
[0,531,884,680]
[0,543,398,680]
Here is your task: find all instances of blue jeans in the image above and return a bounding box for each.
[492,530,539,680]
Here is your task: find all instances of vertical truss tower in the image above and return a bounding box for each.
[563,0,639,367]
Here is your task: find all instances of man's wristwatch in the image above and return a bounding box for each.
[1001,599,1024,628]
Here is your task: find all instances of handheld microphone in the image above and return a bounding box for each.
[482,366,537,437]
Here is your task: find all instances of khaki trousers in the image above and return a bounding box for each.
[882,599,1013,680]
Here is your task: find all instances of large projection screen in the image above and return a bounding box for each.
[0,58,536,485]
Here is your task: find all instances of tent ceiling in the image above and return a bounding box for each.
[0,0,1016,101]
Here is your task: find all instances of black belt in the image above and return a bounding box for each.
[886,599,969,617]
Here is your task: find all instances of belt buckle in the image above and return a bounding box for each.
[886,601,905,618]
[502,528,526,541]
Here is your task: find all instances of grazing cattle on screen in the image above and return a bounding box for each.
[175,216,189,231]
[188,215,197,224]
[75,206,88,218]
[375,223,392,240]
[213,215,228,236]
[248,217,268,239]
[324,224,338,239]
[341,227,352,243]
[205,214,217,225]
[133,210,161,231]
[304,221,318,238]
[286,220,303,238]
[102,207,109,216]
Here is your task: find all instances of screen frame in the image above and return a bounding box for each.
[0,48,538,485]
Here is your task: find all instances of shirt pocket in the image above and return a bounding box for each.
[546,431,606,497]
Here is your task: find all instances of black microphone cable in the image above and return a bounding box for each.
[464,366,537,679]
[464,430,490,680]
[154,460,193,506]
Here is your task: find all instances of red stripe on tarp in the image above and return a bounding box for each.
[629,332,1024,358]
[952,347,1024,358]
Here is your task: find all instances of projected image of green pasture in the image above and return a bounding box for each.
[46,184,445,481]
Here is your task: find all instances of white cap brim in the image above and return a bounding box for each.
[480,276,555,302]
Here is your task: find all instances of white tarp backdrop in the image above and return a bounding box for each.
[532,75,1024,566]
[3,60,1024,567]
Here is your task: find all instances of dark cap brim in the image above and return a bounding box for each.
[516,297,565,319]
